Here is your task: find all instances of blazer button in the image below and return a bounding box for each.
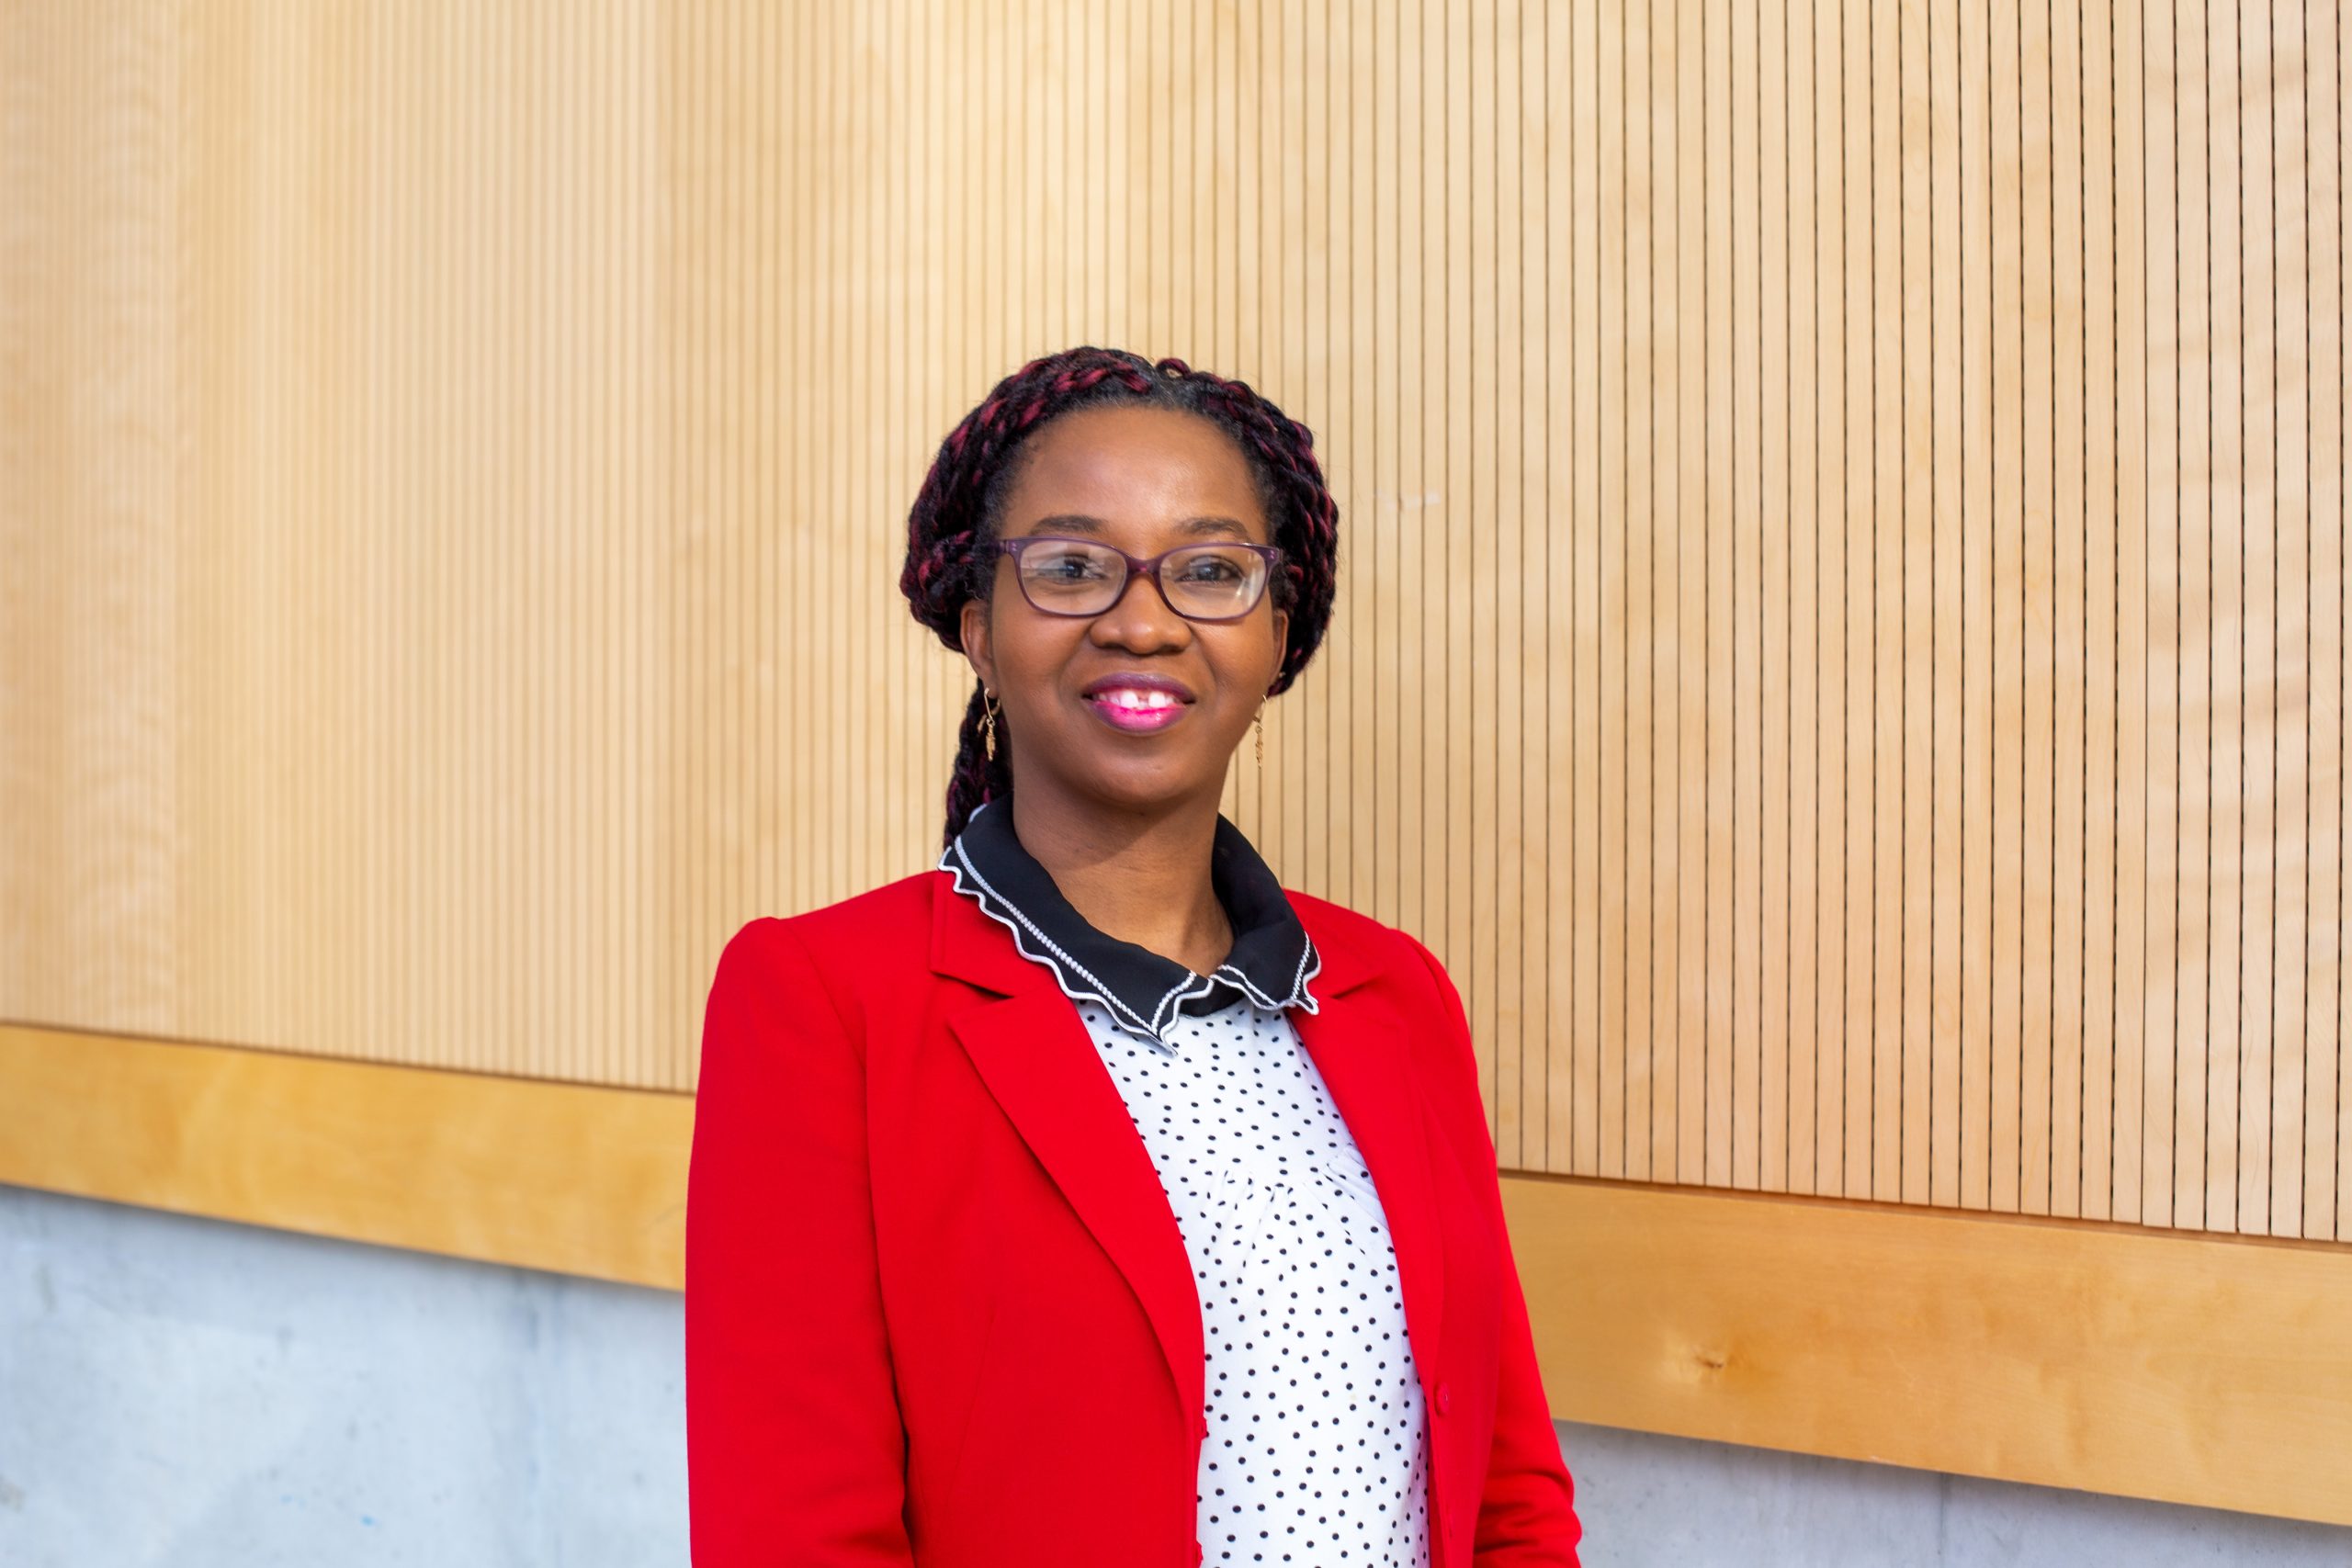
[1435,1382,1453,1416]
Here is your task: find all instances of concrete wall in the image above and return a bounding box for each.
[5,1185,2345,1568]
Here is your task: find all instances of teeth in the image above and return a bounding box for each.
[1100,687,1179,710]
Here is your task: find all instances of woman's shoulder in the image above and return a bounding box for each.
[1279,886,1448,986]
[722,868,946,967]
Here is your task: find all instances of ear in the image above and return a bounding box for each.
[1271,604,1290,670]
[960,597,995,691]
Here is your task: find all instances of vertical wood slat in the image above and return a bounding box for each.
[1494,0,1527,1171]
[1623,0,1659,1185]
[1599,0,1629,1182]
[1957,0,1996,1213]
[2111,0,2150,1227]
[2141,0,2181,1234]
[1808,0,1849,1198]
[1571,0,1605,1177]
[2266,0,2309,1240]
[1784,0,1821,1197]
[5,0,2347,1243]
[2080,0,2120,1224]
[1928,0,1965,1212]
[2235,0,2278,1239]
[1756,0,1790,1196]
[1521,0,1554,1179]
[2207,0,2246,1235]
[2176,0,2217,1229]
[1840,0,1878,1201]
[2051,0,2089,1223]
[2019,0,2057,1217]
[1989,0,2028,1215]
[2337,0,2352,1246]
[1706,0,1738,1190]
[2308,0,2348,1243]
[1677,0,1713,1190]
[1871,0,1906,1203]
[1733,0,1762,1192]
[1439,0,1475,1130]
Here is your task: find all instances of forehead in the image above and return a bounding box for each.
[1002,404,1267,537]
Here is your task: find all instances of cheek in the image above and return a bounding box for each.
[1209,628,1285,705]
[991,614,1086,701]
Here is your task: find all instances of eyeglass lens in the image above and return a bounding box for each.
[1014,540,1270,619]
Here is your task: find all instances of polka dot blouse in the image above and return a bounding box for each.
[938,799,1432,1566]
[1077,992,1430,1566]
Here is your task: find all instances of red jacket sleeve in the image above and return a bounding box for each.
[1407,933,1585,1567]
[686,917,915,1566]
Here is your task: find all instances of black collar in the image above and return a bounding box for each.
[936,798,1323,1049]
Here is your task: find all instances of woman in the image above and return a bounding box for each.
[685,346,1581,1567]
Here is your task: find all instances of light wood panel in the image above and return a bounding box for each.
[1515,1176,2352,1529]
[0,1022,690,1288]
[6,1024,2348,1526]
[3,1,2348,1242]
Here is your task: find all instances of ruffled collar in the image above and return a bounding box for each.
[936,798,1323,1051]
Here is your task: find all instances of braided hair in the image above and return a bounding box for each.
[900,345,1342,850]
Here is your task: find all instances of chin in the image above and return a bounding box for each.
[1070,761,1227,818]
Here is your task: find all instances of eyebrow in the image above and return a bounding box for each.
[1022,513,1257,542]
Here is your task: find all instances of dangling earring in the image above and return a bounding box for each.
[1254,705,1265,769]
[983,689,1000,761]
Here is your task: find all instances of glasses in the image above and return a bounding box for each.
[995,536,1285,622]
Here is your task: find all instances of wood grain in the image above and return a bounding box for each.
[1515,1178,2352,1528]
[0,1022,690,1289]
[2,0,2346,1240]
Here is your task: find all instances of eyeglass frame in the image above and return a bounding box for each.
[991,535,1287,623]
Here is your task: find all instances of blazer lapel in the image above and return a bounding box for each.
[1288,908,1449,1392]
[928,872,1448,1430]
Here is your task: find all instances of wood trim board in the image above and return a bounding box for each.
[1510,1178,2352,1528]
[4,1023,2346,1526]
[0,1023,691,1289]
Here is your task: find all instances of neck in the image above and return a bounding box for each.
[1006,786,1234,976]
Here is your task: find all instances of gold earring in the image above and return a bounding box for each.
[983,689,999,761]
[1254,706,1264,769]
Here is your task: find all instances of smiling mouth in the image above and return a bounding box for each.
[1085,688,1193,732]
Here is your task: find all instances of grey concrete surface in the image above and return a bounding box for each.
[1,1184,685,1567]
[3,1184,2346,1567]
[1561,1422,2352,1566]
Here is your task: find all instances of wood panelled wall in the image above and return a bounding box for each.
[4,2,2346,1242]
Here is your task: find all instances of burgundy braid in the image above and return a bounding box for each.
[899,345,1342,849]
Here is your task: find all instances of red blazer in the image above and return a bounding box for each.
[686,867,1582,1568]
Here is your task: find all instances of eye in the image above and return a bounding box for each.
[1173,550,1248,582]
[1029,547,1111,581]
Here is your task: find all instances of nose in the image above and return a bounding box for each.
[1087,562,1192,653]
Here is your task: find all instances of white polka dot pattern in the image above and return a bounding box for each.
[1075,991,1431,1567]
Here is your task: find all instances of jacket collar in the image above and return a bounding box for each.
[927,865,1443,1461]
[934,797,1323,1048]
